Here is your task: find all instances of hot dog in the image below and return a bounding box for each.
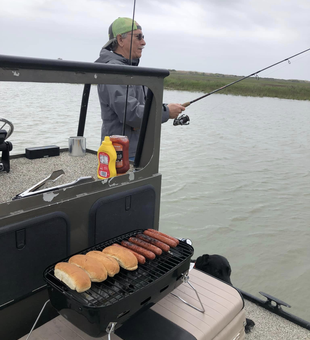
[147,229,179,245]
[121,240,156,260]
[112,243,146,264]
[128,237,162,256]
[143,230,178,248]
[136,234,170,252]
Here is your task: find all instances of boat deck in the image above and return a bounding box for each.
[245,300,309,340]
[3,152,310,340]
[1,151,99,204]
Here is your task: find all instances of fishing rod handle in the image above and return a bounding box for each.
[182,102,191,107]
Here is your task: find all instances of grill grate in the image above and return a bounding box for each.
[44,229,193,308]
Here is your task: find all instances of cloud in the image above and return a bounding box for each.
[1,0,310,80]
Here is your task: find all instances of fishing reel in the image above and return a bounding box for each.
[173,114,190,126]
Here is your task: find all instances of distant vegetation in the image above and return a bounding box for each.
[164,70,310,101]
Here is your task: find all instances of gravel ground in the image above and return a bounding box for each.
[245,300,310,339]
[1,151,117,204]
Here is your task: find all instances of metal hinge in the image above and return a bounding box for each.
[171,272,205,313]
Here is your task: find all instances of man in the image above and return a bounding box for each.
[96,17,185,159]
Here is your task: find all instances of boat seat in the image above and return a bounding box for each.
[150,268,246,340]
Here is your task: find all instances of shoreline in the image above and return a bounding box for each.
[164,70,310,101]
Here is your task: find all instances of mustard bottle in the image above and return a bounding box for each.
[97,136,117,179]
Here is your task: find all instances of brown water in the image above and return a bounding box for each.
[2,83,310,321]
[160,90,310,322]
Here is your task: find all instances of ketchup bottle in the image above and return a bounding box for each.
[110,135,130,175]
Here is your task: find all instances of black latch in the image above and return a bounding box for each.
[125,196,131,211]
[16,229,26,249]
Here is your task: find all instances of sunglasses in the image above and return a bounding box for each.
[128,33,145,41]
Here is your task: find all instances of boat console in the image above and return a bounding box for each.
[0,54,170,339]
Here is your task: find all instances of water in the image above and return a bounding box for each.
[1,82,310,321]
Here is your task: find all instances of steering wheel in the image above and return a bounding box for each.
[0,118,14,139]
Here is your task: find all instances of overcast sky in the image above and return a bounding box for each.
[1,0,310,81]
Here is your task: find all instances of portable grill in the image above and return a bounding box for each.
[44,229,194,338]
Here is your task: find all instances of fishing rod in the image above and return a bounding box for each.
[173,47,310,126]
[122,0,137,135]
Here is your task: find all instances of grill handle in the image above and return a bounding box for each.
[106,322,117,340]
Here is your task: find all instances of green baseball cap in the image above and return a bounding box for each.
[103,17,142,50]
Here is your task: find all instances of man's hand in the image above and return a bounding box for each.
[167,103,186,119]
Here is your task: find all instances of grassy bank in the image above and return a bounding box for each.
[164,70,310,101]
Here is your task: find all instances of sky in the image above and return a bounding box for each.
[1,0,310,81]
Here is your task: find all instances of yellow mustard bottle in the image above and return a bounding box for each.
[97,136,117,179]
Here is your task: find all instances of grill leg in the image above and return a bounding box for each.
[171,273,205,313]
[106,322,117,340]
[25,299,50,340]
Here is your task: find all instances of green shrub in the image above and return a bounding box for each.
[164,72,310,101]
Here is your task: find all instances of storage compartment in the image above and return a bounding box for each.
[25,145,60,159]
[88,185,156,245]
[151,268,246,340]
[0,212,70,306]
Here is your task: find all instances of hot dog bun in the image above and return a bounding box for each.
[102,245,138,271]
[69,254,108,282]
[54,262,91,293]
[86,251,120,277]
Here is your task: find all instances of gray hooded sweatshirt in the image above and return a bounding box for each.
[96,48,170,158]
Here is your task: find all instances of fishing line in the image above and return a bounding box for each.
[122,0,137,136]
[260,50,310,79]
[128,0,137,66]
[173,47,310,126]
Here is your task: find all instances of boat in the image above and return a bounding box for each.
[0,54,309,340]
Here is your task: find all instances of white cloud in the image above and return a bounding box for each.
[0,0,310,80]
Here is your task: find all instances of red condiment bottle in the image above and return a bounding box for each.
[110,135,130,175]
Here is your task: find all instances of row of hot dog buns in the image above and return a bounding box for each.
[54,246,137,292]
[54,229,179,293]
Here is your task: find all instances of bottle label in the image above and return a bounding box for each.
[113,143,123,168]
[98,152,110,178]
